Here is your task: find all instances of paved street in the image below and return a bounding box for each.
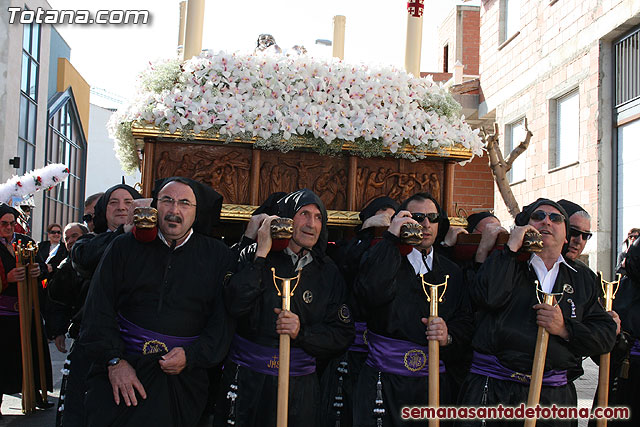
[1,338,602,427]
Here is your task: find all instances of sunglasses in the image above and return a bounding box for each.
[411,212,440,223]
[49,230,62,235]
[529,210,565,224]
[569,227,592,241]
[82,214,93,222]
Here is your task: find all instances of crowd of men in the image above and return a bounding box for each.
[0,176,639,427]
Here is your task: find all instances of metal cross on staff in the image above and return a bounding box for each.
[271,267,302,427]
[524,281,567,427]
[596,272,622,427]
[420,274,449,427]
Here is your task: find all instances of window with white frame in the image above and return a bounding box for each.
[551,90,580,169]
[506,119,526,184]
[501,0,521,44]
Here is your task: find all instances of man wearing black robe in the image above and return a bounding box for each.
[0,203,52,413]
[353,192,473,427]
[81,177,235,427]
[458,198,617,427]
[586,235,640,426]
[58,183,142,427]
[215,188,354,427]
[321,196,399,427]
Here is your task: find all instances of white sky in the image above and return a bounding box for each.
[48,0,479,100]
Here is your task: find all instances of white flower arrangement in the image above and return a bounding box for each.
[110,52,485,174]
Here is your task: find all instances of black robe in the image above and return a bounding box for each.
[0,233,52,396]
[80,231,235,427]
[588,240,640,426]
[353,232,473,427]
[458,248,617,427]
[37,240,68,272]
[320,229,377,427]
[215,244,355,427]
[52,228,130,427]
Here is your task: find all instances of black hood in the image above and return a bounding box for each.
[0,203,20,220]
[557,199,586,219]
[93,184,142,234]
[515,198,570,239]
[359,196,399,223]
[398,192,450,244]
[152,177,223,238]
[253,192,287,216]
[466,211,497,233]
[276,189,328,256]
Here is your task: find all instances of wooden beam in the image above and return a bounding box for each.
[347,156,358,211]
[250,149,261,205]
[443,161,455,214]
[142,139,155,198]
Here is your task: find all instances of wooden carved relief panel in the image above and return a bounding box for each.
[258,151,349,211]
[154,144,252,205]
[354,158,444,211]
[150,141,445,213]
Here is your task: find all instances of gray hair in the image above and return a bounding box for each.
[572,210,591,221]
[63,222,89,237]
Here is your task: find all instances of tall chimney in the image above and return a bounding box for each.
[183,0,206,60]
[404,0,425,77]
[177,1,187,59]
[332,15,346,60]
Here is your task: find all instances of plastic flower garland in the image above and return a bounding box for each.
[0,163,70,205]
[110,52,485,174]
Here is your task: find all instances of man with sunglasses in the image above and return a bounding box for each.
[353,192,472,426]
[557,200,593,263]
[458,198,616,427]
[81,192,103,233]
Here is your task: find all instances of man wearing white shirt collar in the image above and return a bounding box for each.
[354,192,472,425]
[459,198,617,426]
[508,202,572,340]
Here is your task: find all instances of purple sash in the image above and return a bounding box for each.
[470,351,568,387]
[349,322,369,353]
[227,334,316,376]
[631,340,640,357]
[365,330,445,377]
[0,295,19,316]
[117,314,199,355]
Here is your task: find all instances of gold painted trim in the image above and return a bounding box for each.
[221,204,466,228]
[131,125,473,160]
[221,204,362,226]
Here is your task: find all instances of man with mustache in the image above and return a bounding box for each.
[216,189,354,426]
[458,199,617,427]
[353,192,473,426]
[81,177,235,427]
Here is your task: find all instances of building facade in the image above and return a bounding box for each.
[0,1,90,240]
[475,0,640,275]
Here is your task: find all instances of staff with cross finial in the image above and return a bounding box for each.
[524,282,565,427]
[271,267,302,427]
[596,272,622,427]
[421,274,448,427]
[15,240,36,413]
[25,241,49,408]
